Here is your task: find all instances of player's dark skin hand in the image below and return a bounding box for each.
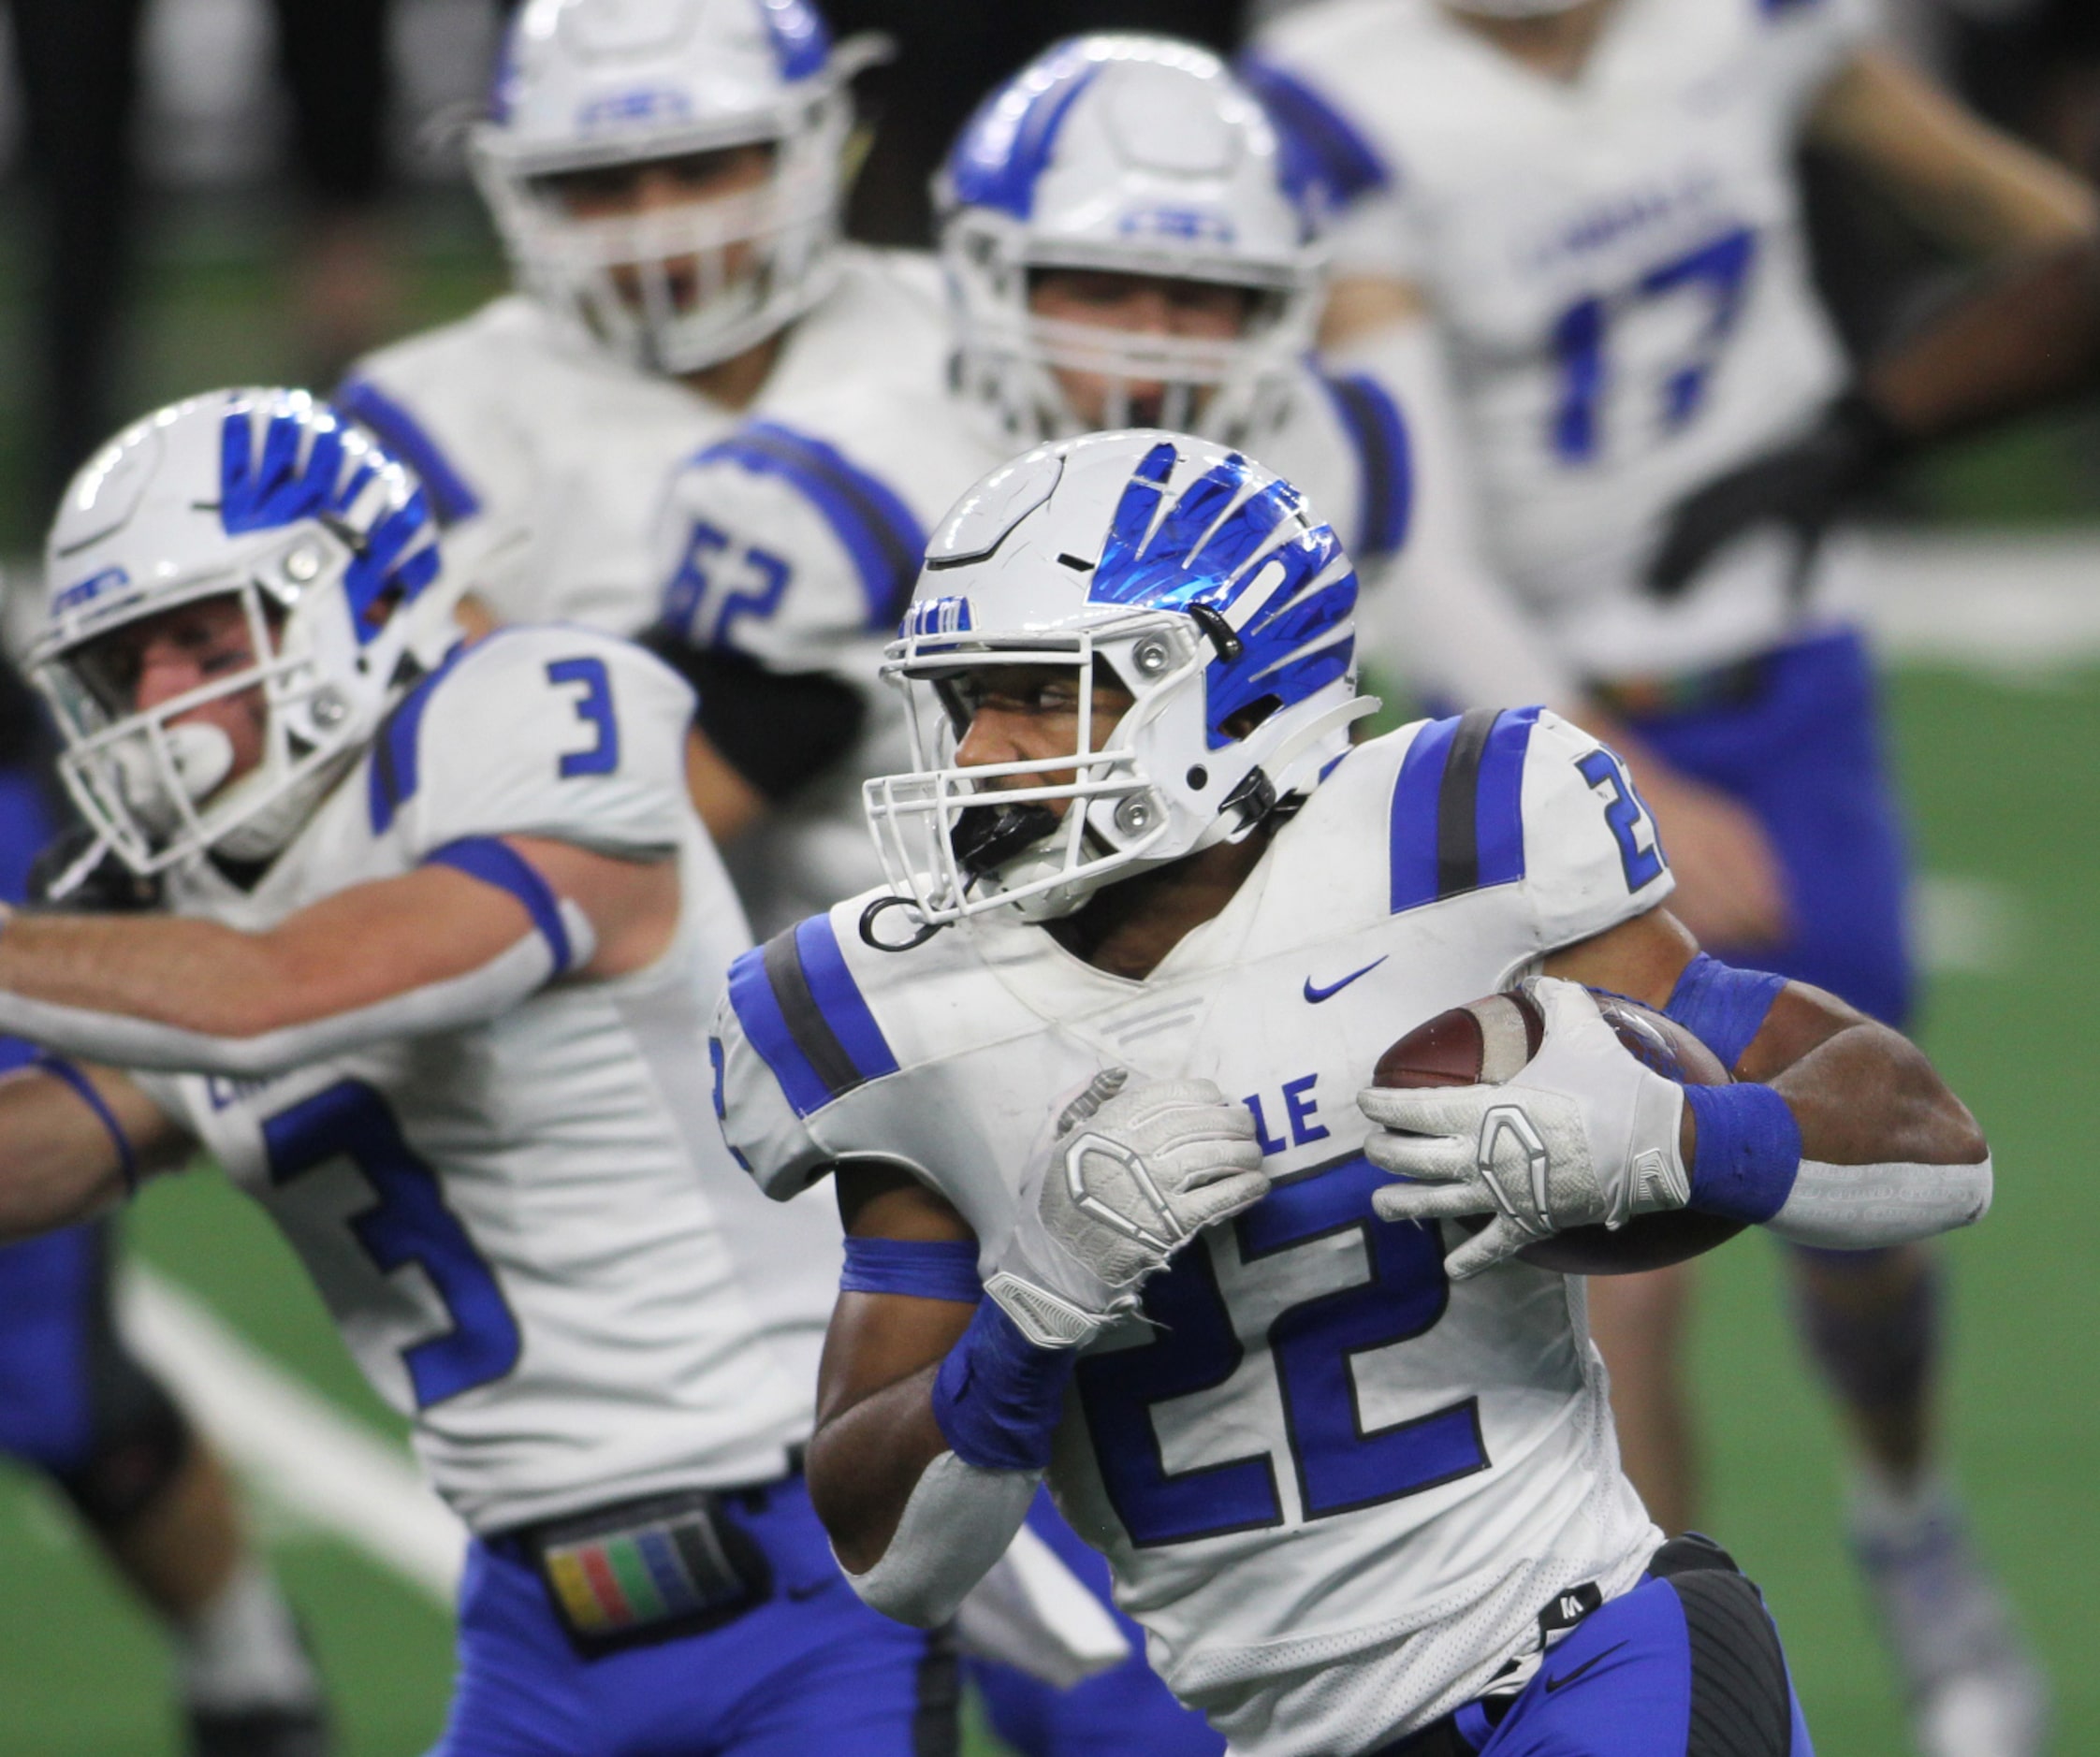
[1645,392,1902,600]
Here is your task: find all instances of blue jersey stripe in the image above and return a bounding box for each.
[793,914,900,1084]
[726,944,833,1119]
[422,837,573,974]
[1472,706,1538,890]
[1321,373,1413,561]
[334,376,483,526]
[697,422,926,632]
[1239,54,1393,209]
[1390,715,1459,912]
[1390,708,1534,911]
[368,641,469,835]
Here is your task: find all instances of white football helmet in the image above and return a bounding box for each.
[472,0,863,376]
[31,389,459,880]
[865,429,1377,929]
[936,36,1324,451]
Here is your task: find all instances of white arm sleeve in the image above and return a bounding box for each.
[1333,316,1582,713]
[841,1451,1042,1629]
[1765,1154,1992,1249]
[0,908,591,1079]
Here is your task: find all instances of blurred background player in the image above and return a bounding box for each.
[335,0,940,639]
[638,35,1459,1751]
[0,388,954,1756]
[643,32,1448,938]
[1248,1,2100,1751]
[0,661,328,1757]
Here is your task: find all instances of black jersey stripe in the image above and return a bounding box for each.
[1435,707,1498,901]
[760,926,864,1104]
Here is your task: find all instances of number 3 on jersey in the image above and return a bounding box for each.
[546,656,619,777]
[264,1081,520,1408]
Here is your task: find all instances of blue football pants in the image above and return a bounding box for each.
[1456,1572,1813,1757]
[431,1475,956,1757]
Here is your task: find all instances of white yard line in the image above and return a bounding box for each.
[116,1266,467,1607]
[1856,531,2100,676]
[1913,874,2029,978]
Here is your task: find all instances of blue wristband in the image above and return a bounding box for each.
[1664,953,1786,1073]
[33,1054,140,1195]
[931,1298,1075,1473]
[1684,1082,1802,1224]
[840,1236,984,1303]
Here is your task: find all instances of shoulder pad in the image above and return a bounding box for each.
[371,627,695,860]
[655,428,917,671]
[1357,706,1670,947]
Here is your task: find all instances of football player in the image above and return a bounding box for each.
[646,37,1425,1750]
[336,0,941,638]
[712,428,1997,1757]
[0,389,954,1757]
[644,33,1438,937]
[1247,3,2090,1748]
[0,654,328,1757]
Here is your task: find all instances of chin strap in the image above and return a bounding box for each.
[38,831,120,905]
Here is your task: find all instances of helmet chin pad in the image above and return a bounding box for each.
[951,800,1064,880]
[110,721,236,836]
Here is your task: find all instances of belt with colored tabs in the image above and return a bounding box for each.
[496,1466,797,1655]
[1588,652,1772,719]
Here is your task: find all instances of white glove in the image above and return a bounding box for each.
[1358,979,1690,1280]
[986,1069,1270,1347]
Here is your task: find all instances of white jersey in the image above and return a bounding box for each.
[715,707,1669,1755]
[1255,0,1877,680]
[653,332,1414,937]
[339,246,948,635]
[133,627,839,1534]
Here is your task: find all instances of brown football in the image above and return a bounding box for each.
[1373,988,1746,1275]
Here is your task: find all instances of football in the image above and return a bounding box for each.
[1372,988,1746,1275]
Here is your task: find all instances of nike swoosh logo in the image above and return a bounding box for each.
[1304,957,1387,1004]
[1543,1641,1627,1694]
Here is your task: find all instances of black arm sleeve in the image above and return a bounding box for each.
[639,626,868,804]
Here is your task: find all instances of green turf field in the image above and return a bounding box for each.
[0,196,2093,1755]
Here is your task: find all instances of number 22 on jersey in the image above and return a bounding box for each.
[1076,1154,1488,1546]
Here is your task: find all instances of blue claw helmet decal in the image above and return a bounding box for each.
[1088,438,1357,748]
[866,428,1376,926]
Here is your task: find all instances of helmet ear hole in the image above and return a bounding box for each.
[1220,695,1280,742]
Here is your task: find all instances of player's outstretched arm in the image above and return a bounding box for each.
[0,835,677,1078]
[1364,908,1989,1276]
[0,1059,191,1242]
